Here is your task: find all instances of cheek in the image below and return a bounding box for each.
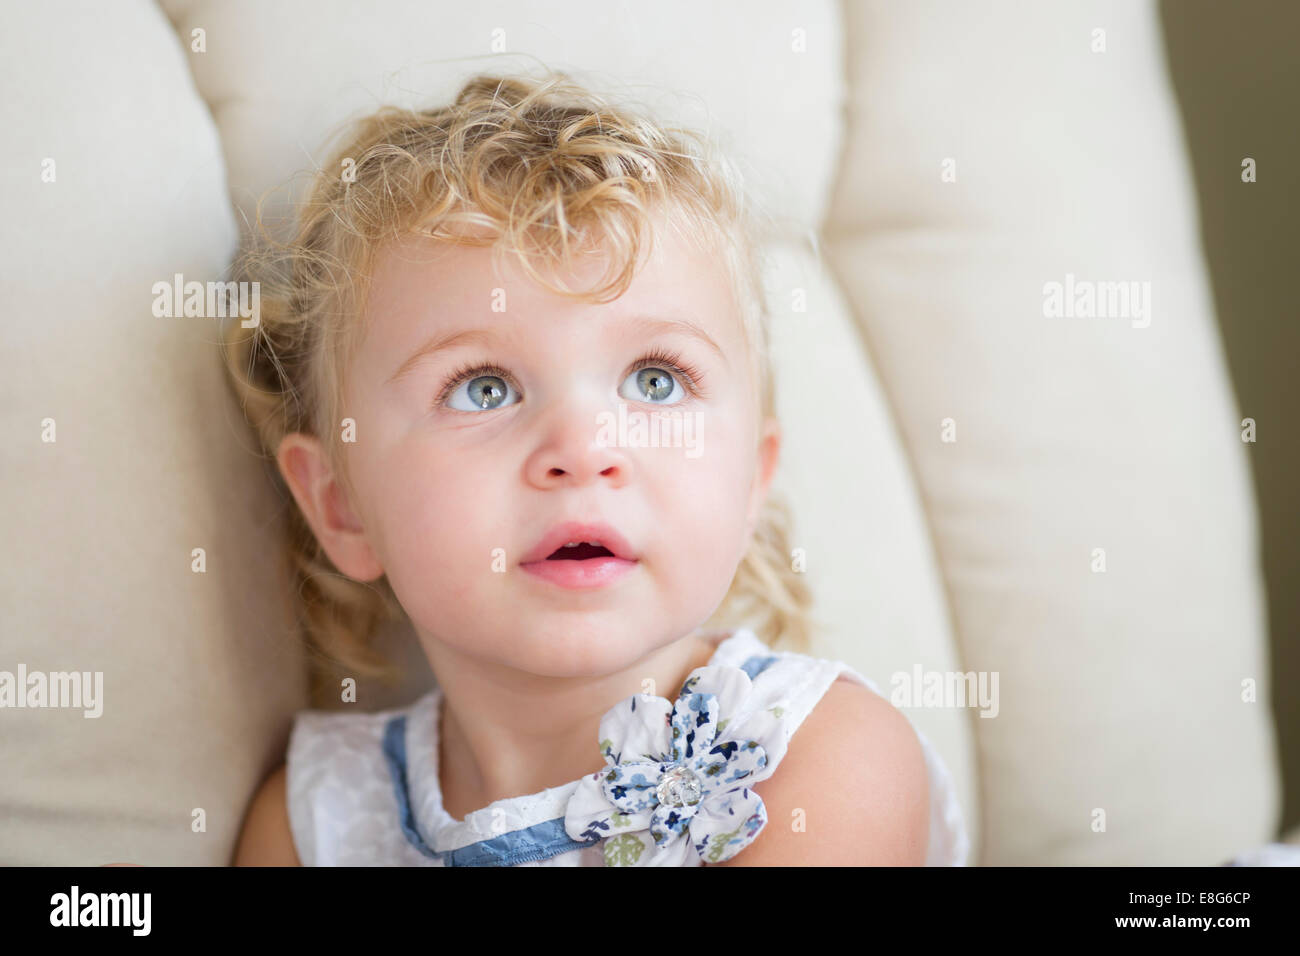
[649,474,752,631]
[359,440,505,606]
[645,417,756,584]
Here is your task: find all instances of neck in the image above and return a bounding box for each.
[429,630,725,820]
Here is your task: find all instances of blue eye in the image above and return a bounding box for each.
[440,364,519,412]
[619,365,686,405]
[619,347,702,406]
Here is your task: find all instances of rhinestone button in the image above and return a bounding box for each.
[656,765,703,808]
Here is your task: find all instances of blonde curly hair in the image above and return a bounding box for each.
[221,70,818,700]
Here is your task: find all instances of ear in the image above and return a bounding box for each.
[275,432,385,582]
[744,416,782,539]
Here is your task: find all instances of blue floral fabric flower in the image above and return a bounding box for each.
[564,663,787,866]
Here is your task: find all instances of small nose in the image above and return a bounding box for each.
[524,406,631,489]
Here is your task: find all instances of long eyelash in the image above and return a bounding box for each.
[629,347,708,400]
[435,360,514,408]
[434,347,709,408]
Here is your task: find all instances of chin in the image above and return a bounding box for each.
[511,626,655,675]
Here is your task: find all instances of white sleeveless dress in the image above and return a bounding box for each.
[285,627,970,866]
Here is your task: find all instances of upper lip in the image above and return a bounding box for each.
[520,520,638,564]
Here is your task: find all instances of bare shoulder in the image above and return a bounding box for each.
[232,763,303,866]
[707,677,930,866]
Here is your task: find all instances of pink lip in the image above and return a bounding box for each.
[519,520,638,565]
[519,519,639,591]
[520,556,637,590]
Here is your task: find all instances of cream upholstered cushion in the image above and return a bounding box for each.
[823,0,1279,864]
[0,0,307,865]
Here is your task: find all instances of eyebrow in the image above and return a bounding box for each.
[385,314,727,387]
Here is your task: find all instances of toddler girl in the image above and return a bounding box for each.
[225,70,969,867]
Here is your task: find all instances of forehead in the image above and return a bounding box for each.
[357,218,745,375]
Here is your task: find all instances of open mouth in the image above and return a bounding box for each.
[546,542,616,561]
[522,530,637,589]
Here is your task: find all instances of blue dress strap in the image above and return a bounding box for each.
[381,714,601,867]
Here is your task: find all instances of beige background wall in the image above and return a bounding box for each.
[1160,0,1299,836]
